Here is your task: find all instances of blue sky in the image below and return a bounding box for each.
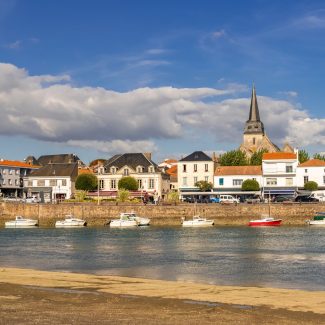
[0,0,324,164]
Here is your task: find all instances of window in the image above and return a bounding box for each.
[205,164,208,172]
[61,179,66,186]
[266,178,277,185]
[285,178,293,186]
[205,176,209,182]
[15,179,19,186]
[2,180,6,185]
[305,169,308,173]
[219,178,224,186]
[16,170,19,175]
[149,178,154,189]
[304,176,309,184]
[138,179,142,189]
[8,179,12,185]
[37,180,45,186]
[253,137,256,145]
[3,169,6,174]
[183,164,187,172]
[149,166,154,173]
[111,179,116,189]
[233,179,243,186]
[111,167,116,174]
[99,179,104,189]
[28,180,33,187]
[182,177,187,186]
[194,164,197,172]
[123,168,129,176]
[49,179,57,186]
[194,176,198,184]
[286,165,293,173]
[137,166,143,173]
[9,169,13,175]
[323,176,325,184]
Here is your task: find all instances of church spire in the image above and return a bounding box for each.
[244,84,264,135]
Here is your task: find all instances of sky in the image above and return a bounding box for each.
[0,0,324,164]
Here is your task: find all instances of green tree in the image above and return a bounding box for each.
[118,176,138,190]
[304,181,318,191]
[117,189,130,202]
[250,149,268,165]
[195,180,213,191]
[298,150,310,163]
[241,179,260,191]
[219,150,248,166]
[313,153,325,161]
[75,173,97,191]
[167,191,179,204]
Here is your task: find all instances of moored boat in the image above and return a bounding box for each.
[109,213,138,227]
[55,215,87,227]
[5,216,39,228]
[306,212,325,226]
[181,215,214,227]
[248,217,282,227]
[122,212,150,226]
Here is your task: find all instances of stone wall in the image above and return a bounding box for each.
[1,202,324,227]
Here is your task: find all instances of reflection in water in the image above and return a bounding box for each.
[0,226,325,290]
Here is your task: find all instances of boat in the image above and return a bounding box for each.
[248,217,282,227]
[109,213,138,227]
[55,215,87,227]
[181,215,214,227]
[5,216,39,228]
[306,212,325,226]
[121,212,150,226]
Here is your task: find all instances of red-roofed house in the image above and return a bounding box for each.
[297,159,325,190]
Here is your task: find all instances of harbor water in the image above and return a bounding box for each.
[0,226,324,291]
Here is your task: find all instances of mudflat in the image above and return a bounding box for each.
[0,267,324,324]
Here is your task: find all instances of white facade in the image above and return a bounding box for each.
[214,174,263,190]
[296,160,325,189]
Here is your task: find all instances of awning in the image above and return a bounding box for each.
[263,189,296,195]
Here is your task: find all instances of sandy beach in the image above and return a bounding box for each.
[0,268,325,324]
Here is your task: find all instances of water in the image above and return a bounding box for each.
[0,226,325,291]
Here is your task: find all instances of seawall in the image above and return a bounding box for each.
[1,202,324,227]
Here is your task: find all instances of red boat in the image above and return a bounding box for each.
[248,217,282,227]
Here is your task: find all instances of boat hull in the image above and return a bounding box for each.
[5,220,38,228]
[109,220,138,227]
[182,220,214,227]
[306,220,325,226]
[248,219,282,227]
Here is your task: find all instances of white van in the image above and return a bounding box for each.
[219,195,240,204]
[311,191,325,202]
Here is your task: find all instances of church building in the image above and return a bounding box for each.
[239,85,293,158]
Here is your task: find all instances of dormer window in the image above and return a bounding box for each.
[137,166,143,173]
[149,166,154,173]
[123,168,129,176]
[111,167,116,174]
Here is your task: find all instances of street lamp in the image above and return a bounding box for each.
[97,164,100,205]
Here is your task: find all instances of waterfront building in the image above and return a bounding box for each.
[23,162,78,202]
[214,165,262,195]
[0,160,39,198]
[97,153,170,199]
[296,159,325,190]
[239,85,293,158]
[165,165,178,191]
[262,152,299,197]
[25,153,85,167]
[177,151,215,195]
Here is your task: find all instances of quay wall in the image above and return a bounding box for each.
[0,202,324,227]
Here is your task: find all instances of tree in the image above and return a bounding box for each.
[75,173,97,191]
[195,180,213,191]
[241,179,260,191]
[313,153,325,161]
[219,150,248,166]
[118,176,138,190]
[117,189,130,202]
[250,149,268,166]
[304,181,318,191]
[167,191,179,204]
[299,150,310,163]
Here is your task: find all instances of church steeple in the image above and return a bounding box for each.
[244,84,264,135]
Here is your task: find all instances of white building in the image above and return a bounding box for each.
[214,165,262,194]
[296,159,325,190]
[98,153,170,199]
[178,151,215,194]
[262,152,299,197]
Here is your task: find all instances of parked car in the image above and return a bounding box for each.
[219,195,240,204]
[25,196,41,203]
[294,195,319,203]
[272,195,295,203]
[209,197,220,203]
[245,195,261,204]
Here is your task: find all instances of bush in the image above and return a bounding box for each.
[241,179,260,191]
[117,189,130,202]
[75,174,97,191]
[304,181,318,191]
[118,176,138,190]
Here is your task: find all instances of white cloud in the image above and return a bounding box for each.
[5,40,21,49]
[279,91,298,98]
[211,29,226,39]
[0,63,324,155]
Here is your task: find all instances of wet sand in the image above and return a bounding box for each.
[0,267,325,324]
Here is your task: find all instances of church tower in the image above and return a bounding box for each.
[239,85,279,157]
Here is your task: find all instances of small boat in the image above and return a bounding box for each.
[248,217,282,227]
[306,212,325,226]
[181,215,214,227]
[121,212,150,226]
[55,215,87,227]
[109,213,138,227]
[5,216,39,228]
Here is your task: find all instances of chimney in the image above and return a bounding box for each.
[144,152,152,161]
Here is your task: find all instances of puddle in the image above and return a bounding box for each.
[183,300,220,307]
[24,285,100,295]
[232,304,254,310]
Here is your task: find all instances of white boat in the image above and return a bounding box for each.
[109,213,138,227]
[5,216,38,228]
[306,212,325,226]
[121,212,150,226]
[55,215,87,228]
[181,215,214,227]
